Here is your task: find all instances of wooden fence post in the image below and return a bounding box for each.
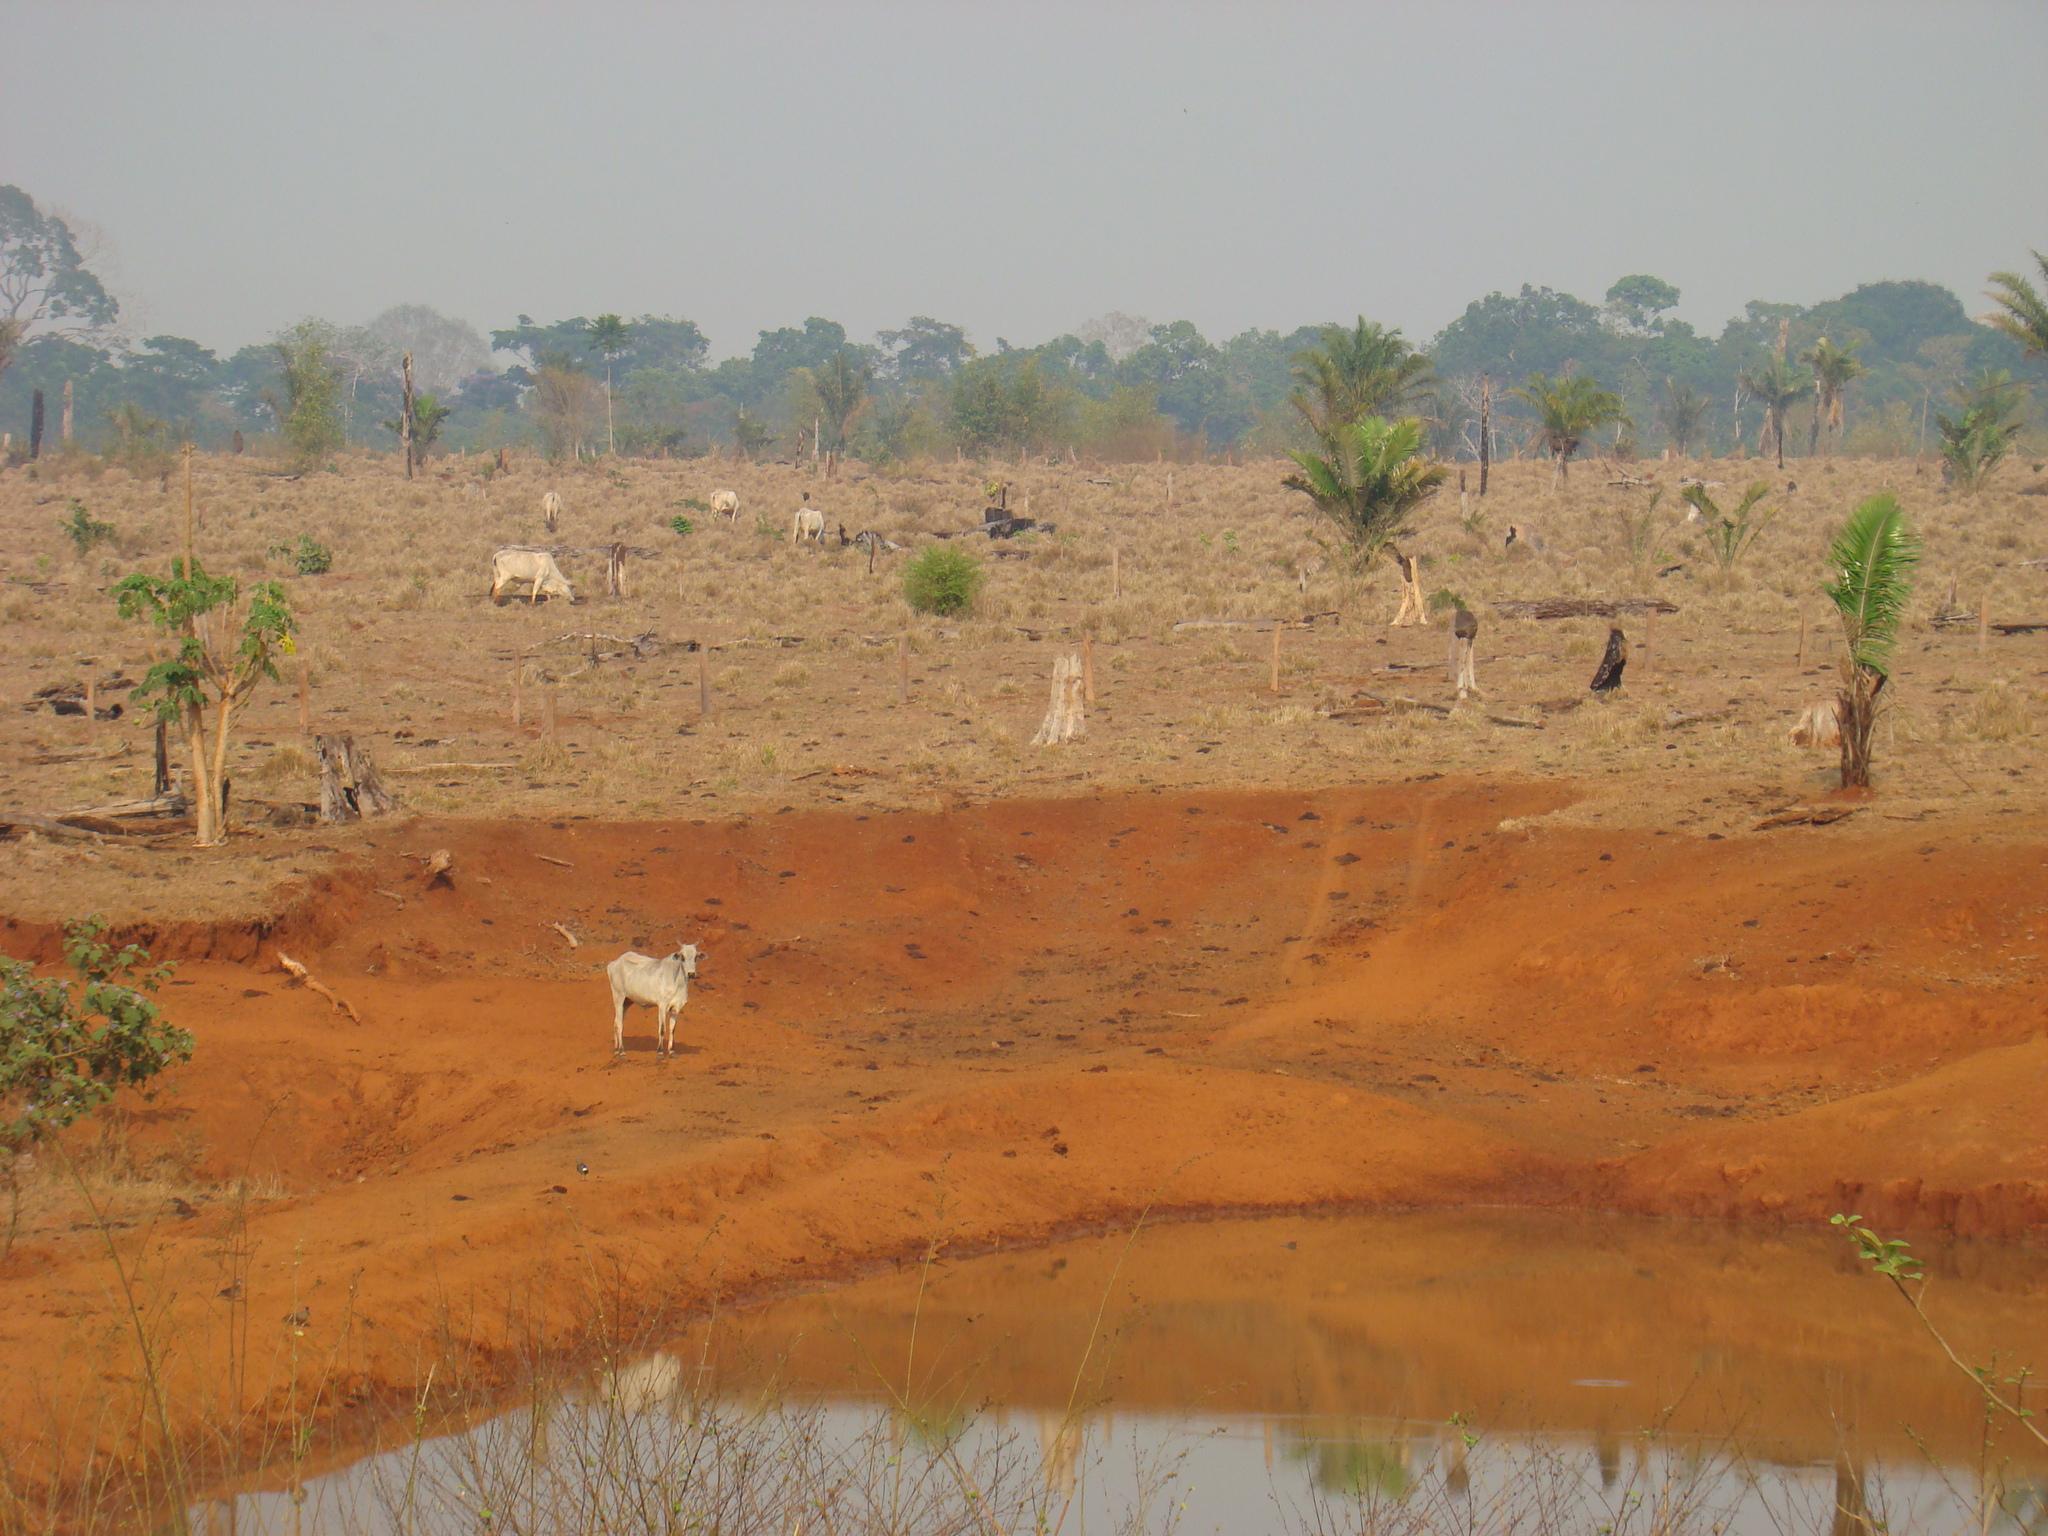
[512,664,524,727]
[298,662,311,733]
[84,678,96,735]
[1111,547,1121,601]
[400,351,416,478]
[1269,624,1282,693]
[1978,593,1989,654]
[698,648,710,717]
[1797,612,1807,669]
[897,634,910,703]
[1082,634,1096,704]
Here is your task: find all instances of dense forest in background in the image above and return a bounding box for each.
[2,184,2043,468]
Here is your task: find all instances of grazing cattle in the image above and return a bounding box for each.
[791,507,826,544]
[489,548,575,604]
[711,489,741,521]
[541,490,563,532]
[606,943,701,1059]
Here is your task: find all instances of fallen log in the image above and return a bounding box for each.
[1930,614,2048,635]
[0,811,106,843]
[1755,805,1862,831]
[1172,611,1341,633]
[1493,598,1679,620]
[276,952,361,1024]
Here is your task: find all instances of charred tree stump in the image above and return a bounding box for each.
[30,390,44,460]
[315,733,395,822]
[232,429,245,455]
[343,737,394,815]
[606,543,626,599]
[1031,654,1086,745]
[315,734,356,823]
[1589,627,1630,693]
[1478,374,1492,496]
[154,720,172,796]
[1450,607,1479,698]
[400,351,416,479]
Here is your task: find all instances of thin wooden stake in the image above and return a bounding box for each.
[1642,607,1655,679]
[1797,612,1807,669]
[298,664,310,733]
[1269,623,1282,693]
[1112,547,1121,600]
[1082,634,1096,704]
[1978,593,1990,654]
[697,649,710,717]
[84,678,96,735]
[512,665,524,727]
[897,634,910,702]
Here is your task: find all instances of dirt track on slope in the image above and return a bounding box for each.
[2,777,2044,1476]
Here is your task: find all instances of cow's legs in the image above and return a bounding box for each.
[530,575,542,605]
[612,990,626,1056]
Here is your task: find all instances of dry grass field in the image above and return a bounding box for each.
[1,446,2044,918]
[2,446,2046,1525]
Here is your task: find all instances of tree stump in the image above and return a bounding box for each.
[1589,627,1629,693]
[1390,552,1428,627]
[1031,654,1086,745]
[1450,607,1479,698]
[315,734,356,823]
[315,734,395,821]
[607,543,626,599]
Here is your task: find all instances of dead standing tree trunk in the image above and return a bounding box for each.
[1031,654,1086,745]
[315,733,395,823]
[1478,374,1491,496]
[1589,627,1630,692]
[1449,606,1479,698]
[400,351,416,479]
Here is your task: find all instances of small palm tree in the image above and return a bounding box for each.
[587,313,630,455]
[1823,493,1919,789]
[814,349,872,452]
[1737,356,1805,469]
[1987,251,2048,359]
[1801,337,1864,456]
[1510,372,1628,488]
[1655,378,1710,455]
[1935,370,2026,494]
[1283,416,1446,614]
[1288,319,1433,447]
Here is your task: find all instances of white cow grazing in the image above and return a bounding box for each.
[711,489,741,522]
[541,490,564,532]
[607,943,701,1059]
[489,548,575,604]
[791,507,826,544]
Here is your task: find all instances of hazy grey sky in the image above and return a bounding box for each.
[7,1,2045,358]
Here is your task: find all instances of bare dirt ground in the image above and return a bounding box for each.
[0,450,2044,1490]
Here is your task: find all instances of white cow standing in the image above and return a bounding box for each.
[790,507,826,544]
[711,489,741,522]
[542,490,564,532]
[489,548,575,604]
[607,943,701,1059]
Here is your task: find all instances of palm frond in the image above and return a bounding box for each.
[1823,493,1920,677]
[1985,252,2048,359]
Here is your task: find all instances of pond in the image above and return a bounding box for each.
[199,1211,2048,1534]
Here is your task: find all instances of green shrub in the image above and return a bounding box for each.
[59,499,114,556]
[270,535,332,575]
[902,545,985,616]
[669,516,695,537]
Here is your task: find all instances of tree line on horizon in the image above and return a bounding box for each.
[3,185,2045,473]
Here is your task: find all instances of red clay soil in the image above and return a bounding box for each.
[2,777,2044,1478]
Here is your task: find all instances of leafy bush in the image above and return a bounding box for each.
[271,535,332,575]
[902,546,985,616]
[1,918,193,1250]
[59,499,114,556]
[669,516,695,537]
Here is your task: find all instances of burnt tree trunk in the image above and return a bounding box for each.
[30,390,44,459]
[1478,374,1491,496]
[1589,627,1630,692]
[1837,667,1881,789]
[315,734,356,823]
[400,351,416,479]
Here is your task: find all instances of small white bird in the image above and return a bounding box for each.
[577,1161,590,1177]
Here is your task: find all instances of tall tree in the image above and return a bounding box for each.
[1288,319,1432,446]
[0,186,118,386]
[878,316,975,380]
[1801,336,1864,456]
[1823,493,1918,789]
[1655,378,1710,455]
[1282,414,1447,582]
[271,321,344,464]
[1603,275,1681,335]
[1737,356,1805,469]
[1986,251,2048,359]
[587,313,630,455]
[812,347,872,452]
[1510,371,1628,487]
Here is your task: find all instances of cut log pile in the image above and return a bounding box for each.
[1492,597,1679,620]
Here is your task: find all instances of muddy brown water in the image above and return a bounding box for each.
[205,1210,2047,1534]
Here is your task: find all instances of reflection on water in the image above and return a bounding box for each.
[199,1211,2048,1534]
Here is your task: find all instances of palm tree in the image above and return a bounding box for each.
[1283,415,1446,616]
[1936,370,2026,494]
[1801,336,1864,456]
[1738,356,1805,469]
[1655,378,1710,455]
[1288,319,1432,447]
[1510,371,1628,488]
[813,349,872,453]
[587,313,630,455]
[1987,251,2048,358]
[1823,493,1918,789]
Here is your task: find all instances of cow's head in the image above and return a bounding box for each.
[674,942,700,978]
